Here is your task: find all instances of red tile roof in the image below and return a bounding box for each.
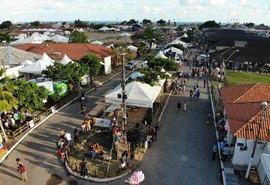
[16,43,112,61]
[221,83,270,141]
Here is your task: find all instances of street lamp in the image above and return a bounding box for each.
[121,53,127,131]
[220,49,239,82]
[245,101,268,179]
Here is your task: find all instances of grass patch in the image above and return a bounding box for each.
[225,71,270,86]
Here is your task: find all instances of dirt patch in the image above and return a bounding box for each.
[46,174,63,185]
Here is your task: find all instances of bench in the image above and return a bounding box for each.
[7,124,30,139]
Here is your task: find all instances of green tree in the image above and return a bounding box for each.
[74,19,88,27]
[80,54,102,84]
[11,80,48,110]
[30,21,41,27]
[43,61,90,94]
[69,30,88,43]
[157,19,166,26]
[199,20,220,29]
[142,19,152,26]
[0,21,12,29]
[0,68,18,141]
[148,58,178,71]
[131,26,165,52]
[0,32,13,43]
[127,19,137,25]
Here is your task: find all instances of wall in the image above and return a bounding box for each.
[232,137,265,166]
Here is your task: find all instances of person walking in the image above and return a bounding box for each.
[212,143,218,160]
[222,144,231,162]
[183,102,187,112]
[203,80,207,88]
[189,89,193,101]
[80,158,87,177]
[18,164,27,181]
[196,89,200,101]
[177,101,182,110]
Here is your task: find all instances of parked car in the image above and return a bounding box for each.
[125,61,137,70]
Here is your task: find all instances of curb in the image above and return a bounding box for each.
[0,72,121,164]
[65,161,131,183]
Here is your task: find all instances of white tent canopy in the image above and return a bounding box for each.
[127,45,138,51]
[182,33,188,38]
[19,53,54,75]
[167,38,189,48]
[119,32,132,37]
[155,51,168,59]
[21,60,34,66]
[164,47,183,55]
[50,35,69,43]
[261,153,270,182]
[99,26,111,31]
[60,54,73,65]
[105,81,163,108]
[91,40,104,45]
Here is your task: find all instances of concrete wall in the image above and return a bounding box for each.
[232,137,265,166]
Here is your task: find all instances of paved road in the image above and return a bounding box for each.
[0,65,221,185]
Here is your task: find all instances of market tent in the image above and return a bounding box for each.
[21,60,34,66]
[50,35,69,43]
[19,53,54,75]
[167,38,189,48]
[91,40,104,45]
[182,33,188,38]
[127,45,138,51]
[105,81,163,108]
[164,47,183,55]
[155,51,168,59]
[60,54,73,65]
[0,46,41,65]
[119,32,132,37]
[99,26,111,31]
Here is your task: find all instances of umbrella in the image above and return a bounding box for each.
[128,171,145,184]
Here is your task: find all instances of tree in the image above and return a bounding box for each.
[30,21,41,27]
[0,32,13,43]
[131,26,165,52]
[147,58,178,71]
[0,69,18,142]
[142,19,152,26]
[127,19,137,25]
[244,22,255,28]
[0,21,12,29]
[43,61,90,94]
[199,20,220,29]
[157,19,166,27]
[69,30,88,43]
[80,54,102,85]
[11,80,48,110]
[74,19,88,27]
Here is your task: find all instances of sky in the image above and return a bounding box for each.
[0,0,270,25]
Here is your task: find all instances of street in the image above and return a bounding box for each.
[0,65,221,185]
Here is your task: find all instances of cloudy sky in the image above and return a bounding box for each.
[0,0,270,25]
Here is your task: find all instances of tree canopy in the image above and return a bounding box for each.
[42,61,90,82]
[80,54,102,77]
[0,32,13,43]
[131,26,165,51]
[74,19,88,27]
[0,20,12,29]
[10,80,48,110]
[69,30,88,43]
[0,69,18,112]
[199,20,220,29]
[142,19,152,26]
[127,19,137,25]
[30,21,41,27]
[157,19,166,27]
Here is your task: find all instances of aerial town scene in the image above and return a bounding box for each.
[0,0,270,185]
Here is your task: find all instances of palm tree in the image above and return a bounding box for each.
[0,68,18,142]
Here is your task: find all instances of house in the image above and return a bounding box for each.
[16,43,113,74]
[220,83,270,166]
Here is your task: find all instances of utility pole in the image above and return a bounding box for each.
[245,101,268,179]
[121,53,127,132]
